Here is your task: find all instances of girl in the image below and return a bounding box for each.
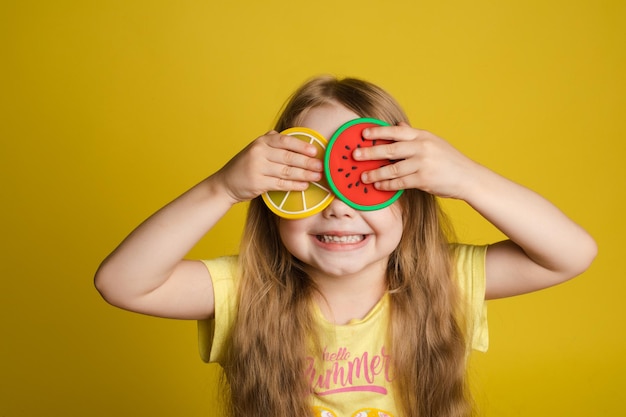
[95,76,597,417]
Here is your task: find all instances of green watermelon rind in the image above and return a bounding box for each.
[324,118,404,211]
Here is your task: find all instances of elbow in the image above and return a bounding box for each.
[540,233,598,290]
[563,233,598,282]
[94,263,113,304]
[577,234,598,275]
[94,261,157,314]
[93,261,126,309]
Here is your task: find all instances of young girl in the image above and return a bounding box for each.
[95,76,597,417]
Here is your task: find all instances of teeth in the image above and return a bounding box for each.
[318,235,364,244]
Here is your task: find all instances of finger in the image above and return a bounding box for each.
[268,133,320,157]
[372,177,410,192]
[360,159,415,184]
[248,165,320,194]
[252,134,321,171]
[352,141,400,161]
[269,177,314,192]
[353,139,420,162]
[263,160,323,183]
[362,125,422,142]
[266,148,323,172]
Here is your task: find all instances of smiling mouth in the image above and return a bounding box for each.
[316,234,366,244]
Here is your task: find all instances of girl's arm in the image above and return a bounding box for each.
[94,132,323,319]
[356,124,597,299]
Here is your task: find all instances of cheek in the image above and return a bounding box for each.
[368,207,404,248]
[385,222,404,247]
[278,219,294,248]
[278,218,309,254]
[365,205,403,232]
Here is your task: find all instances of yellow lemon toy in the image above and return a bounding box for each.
[262,127,334,219]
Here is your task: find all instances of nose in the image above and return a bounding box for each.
[322,197,357,219]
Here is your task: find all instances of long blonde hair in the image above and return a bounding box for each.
[223,76,472,417]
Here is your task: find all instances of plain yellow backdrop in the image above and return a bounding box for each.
[1,0,624,416]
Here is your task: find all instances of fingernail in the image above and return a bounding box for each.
[353,149,362,159]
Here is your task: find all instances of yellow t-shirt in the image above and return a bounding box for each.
[198,244,488,417]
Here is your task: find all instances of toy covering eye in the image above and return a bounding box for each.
[261,127,334,219]
[262,119,403,218]
[324,118,403,211]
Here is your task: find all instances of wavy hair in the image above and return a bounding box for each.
[222,75,473,417]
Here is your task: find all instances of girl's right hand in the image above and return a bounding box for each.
[215,131,324,204]
[95,131,323,320]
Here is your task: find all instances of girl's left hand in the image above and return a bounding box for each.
[354,123,481,200]
[355,124,597,300]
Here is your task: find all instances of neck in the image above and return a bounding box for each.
[307,266,387,325]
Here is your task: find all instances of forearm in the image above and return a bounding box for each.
[465,164,597,287]
[94,174,235,303]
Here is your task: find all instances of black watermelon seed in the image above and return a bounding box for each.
[364,187,368,193]
[342,155,348,160]
[338,168,344,172]
[345,145,351,150]
[356,181,360,187]
[345,173,350,178]
[351,166,357,170]
[348,183,353,188]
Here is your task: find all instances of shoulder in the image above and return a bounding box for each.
[200,255,239,283]
[450,243,490,352]
[198,255,239,363]
[451,243,488,274]
[450,243,488,300]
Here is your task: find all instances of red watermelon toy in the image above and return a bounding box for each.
[324,118,403,211]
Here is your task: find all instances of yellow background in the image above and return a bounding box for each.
[1,0,624,416]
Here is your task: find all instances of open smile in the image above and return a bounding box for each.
[315,234,367,244]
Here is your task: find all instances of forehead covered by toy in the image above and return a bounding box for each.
[262,118,404,219]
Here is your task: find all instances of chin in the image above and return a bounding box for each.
[316,260,386,280]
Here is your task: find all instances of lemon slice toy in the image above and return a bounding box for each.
[262,127,334,219]
[324,118,403,211]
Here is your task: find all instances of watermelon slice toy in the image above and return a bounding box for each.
[324,118,403,211]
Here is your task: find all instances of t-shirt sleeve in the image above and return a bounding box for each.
[453,244,489,352]
[197,256,238,364]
